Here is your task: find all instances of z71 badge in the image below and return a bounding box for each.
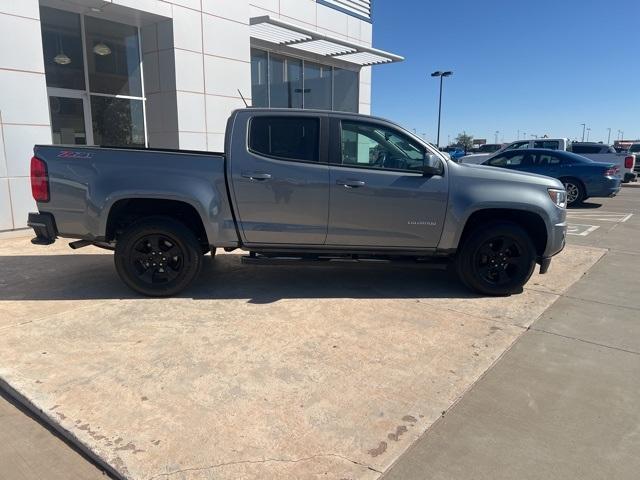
[57,150,93,159]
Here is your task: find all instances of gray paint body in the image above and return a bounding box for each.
[33,109,566,259]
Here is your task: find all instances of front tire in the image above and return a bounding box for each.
[114,216,202,296]
[456,222,537,296]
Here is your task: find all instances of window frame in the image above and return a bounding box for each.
[247,115,325,165]
[333,118,429,175]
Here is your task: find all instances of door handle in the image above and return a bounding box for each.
[241,171,272,181]
[336,179,366,188]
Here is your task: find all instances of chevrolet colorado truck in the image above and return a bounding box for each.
[28,109,567,297]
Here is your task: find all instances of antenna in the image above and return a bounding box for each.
[237,89,249,108]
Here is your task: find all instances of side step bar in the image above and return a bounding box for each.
[241,254,449,269]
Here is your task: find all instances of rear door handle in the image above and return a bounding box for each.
[336,179,366,188]
[241,171,272,181]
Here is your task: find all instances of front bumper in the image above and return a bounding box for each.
[538,217,567,274]
[27,212,57,245]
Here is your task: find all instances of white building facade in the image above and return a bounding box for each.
[0,0,401,231]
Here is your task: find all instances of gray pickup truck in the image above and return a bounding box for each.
[28,109,567,297]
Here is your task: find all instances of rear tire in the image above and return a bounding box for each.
[114,216,202,297]
[456,222,536,296]
[560,177,585,207]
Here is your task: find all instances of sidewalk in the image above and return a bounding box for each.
[383,189,640,480]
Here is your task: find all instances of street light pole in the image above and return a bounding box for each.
[431,70,453,148]
[495,130,499,143]
[586,128,591,141]
[580,123,586,142]
[607,128,611,144]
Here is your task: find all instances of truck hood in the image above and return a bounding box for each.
[459,153,492,164]
[454,162,564,188]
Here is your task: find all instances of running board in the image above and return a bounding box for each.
[241,254,449,269]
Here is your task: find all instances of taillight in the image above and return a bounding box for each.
[30,156,49,202]
[625,155,634,169]
[604,166,619,176]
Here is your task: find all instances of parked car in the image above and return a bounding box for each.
[443,146,466,160]
[463,138,636,182]
[628,144,640,174]
[569,142,636,183]
[28,109,567,297]
[481,149,621,206]
[461,138,569,164]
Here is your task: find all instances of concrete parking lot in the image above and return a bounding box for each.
[1,185,638,480]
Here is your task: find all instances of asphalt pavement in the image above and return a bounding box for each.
[383,184,640,480]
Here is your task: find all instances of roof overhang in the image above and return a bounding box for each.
[250,16,403,67]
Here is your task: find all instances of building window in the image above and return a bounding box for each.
[250,49,359,113]
[40,7,146,147]
[333,68,358,112]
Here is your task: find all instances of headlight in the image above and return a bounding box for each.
[548,188,567,208]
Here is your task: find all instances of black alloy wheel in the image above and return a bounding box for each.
[130,234,184,286]
[473,236,529,286]
[456,222,536,296]
[115,217,202,296]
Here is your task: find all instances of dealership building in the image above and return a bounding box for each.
[0,0,401,231]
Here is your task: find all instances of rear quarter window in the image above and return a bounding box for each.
[249,116,320,162]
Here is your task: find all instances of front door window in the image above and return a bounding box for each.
[340,121,426,172]
[40,7,146,147]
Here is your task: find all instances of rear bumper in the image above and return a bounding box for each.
[27,212,57,245]
[586,177,621,198]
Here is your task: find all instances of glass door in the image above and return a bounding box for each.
[47,88,92,145]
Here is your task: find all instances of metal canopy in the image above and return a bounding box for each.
[250,16,403,66]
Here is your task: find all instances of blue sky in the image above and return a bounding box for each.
[371,0,640,145]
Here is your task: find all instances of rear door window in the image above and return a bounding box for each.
[249,116,320,162]
[536,153,562,166]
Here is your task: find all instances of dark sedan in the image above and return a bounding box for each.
[482,149,621,206]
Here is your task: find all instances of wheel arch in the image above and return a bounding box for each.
[104,197,209,247]
[458,208,548,257]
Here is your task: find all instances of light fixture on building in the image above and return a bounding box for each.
[93,41,111,56]
[54,52,71,65]
[53,35,71,65]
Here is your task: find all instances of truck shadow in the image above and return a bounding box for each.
[0,253,483,303]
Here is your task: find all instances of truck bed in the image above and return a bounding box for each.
[32,145,239,246]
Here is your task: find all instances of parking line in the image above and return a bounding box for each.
[567,224,600,236]
[566,211,633,223]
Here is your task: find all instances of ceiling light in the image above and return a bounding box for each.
[90,7,102,13]
[93,41,111,56]
[54,52,71,65]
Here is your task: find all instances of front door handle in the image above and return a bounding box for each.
[336,179,366,188]
[241,171,272,181]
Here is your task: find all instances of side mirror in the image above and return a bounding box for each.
[423,154,444,176]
